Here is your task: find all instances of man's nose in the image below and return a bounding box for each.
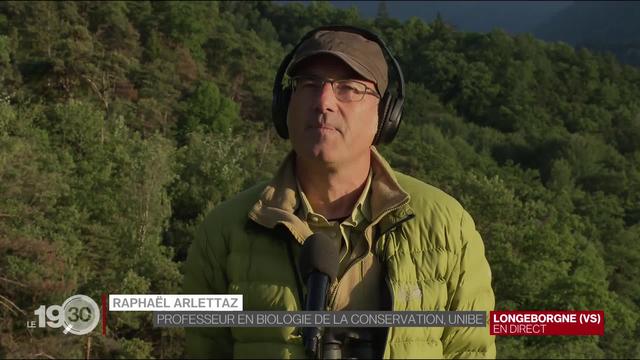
[314,81,338,113]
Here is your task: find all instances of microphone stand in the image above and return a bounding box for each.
[302,273,327,358]
[303,325,343,359]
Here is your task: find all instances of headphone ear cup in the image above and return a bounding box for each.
[382,96,403,144]
[375,92,403,145]
[272,86,292,139]
[374,93,392,145]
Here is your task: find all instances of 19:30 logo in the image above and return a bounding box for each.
[32,295,100,335]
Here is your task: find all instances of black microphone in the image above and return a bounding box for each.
[297,233,339,359]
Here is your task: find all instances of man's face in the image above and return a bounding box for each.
[286,55,380,166]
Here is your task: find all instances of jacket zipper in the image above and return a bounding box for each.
[325,201,412,355]
[327,200,409,310]
[284,235,305,311]
[382,268,395,357]
[326,249,369,310]
[373,202,412,357]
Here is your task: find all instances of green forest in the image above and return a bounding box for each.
[1,1,639,358]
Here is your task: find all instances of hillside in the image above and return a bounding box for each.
[534,1,640,66]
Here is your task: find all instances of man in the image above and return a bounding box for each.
[183,26,495,359]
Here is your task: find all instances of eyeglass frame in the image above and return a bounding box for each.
[289,75,381,102]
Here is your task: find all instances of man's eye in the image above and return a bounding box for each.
[299,80,321,88]
[337,82,364,94]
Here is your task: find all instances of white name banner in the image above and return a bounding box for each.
[109,294,243,311]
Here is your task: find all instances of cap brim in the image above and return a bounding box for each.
[287,50,378,89]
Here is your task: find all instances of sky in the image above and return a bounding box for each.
[282,1,574,34]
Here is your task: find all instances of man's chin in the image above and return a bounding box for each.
[299,145,342,165]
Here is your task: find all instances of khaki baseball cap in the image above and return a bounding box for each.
[286,30,389,95]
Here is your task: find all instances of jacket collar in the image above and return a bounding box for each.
[296,168,372,226]
[248,147,413,244]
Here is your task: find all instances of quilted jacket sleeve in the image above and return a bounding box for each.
[182,217,233,358]
[442,210,496,359]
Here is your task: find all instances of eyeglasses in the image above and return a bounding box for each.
[290,75,380,102]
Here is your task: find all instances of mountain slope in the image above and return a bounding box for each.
[534,1,640,66]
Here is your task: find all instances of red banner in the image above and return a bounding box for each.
[490,311,604,336]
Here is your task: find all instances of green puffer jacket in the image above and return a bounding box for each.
[183,148,495,359]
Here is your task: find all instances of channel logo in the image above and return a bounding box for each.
[28,295,100,335]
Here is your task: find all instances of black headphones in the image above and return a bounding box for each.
[271,25,405,145]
